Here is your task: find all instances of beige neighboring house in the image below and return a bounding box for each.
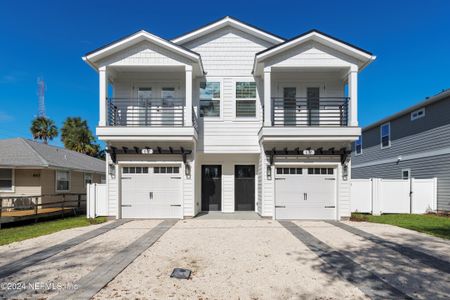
[0,138,105,204]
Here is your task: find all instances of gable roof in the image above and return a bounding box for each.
[171,16,285,45]
[83,30,204,73]
[0,138,105,174]
[254,29,376,72]
[363,88,450,132]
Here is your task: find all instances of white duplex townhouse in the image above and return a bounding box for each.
[83,16,375,220]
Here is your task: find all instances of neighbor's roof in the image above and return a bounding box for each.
[363,88,450,131]
[0,138,105,173]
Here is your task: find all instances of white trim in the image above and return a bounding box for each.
[401,169,411,180]
[353,146,450,169]
[380,122,391,149]
[172,16,284,45]
[0,168,15,193]
[55,170,71,193]
[410,107,425,121]
[256,31,374,62]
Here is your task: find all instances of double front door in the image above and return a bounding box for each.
[279,85,321,126]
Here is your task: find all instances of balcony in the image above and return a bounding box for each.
[271,97,348,127]
[259,96,360,143]
[96,97,198,142]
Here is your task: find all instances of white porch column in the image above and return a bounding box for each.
[99,66,108,127]
[348,65,358,127]
[263,67,272,127]
[185,65,193,127]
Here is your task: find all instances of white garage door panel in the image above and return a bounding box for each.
[275,169,336,220]
[121,167,182,219]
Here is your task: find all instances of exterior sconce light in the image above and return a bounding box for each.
[267,165,272,180]
[185,163,191,178]
[109,164,116,178]
[343,164,348,181]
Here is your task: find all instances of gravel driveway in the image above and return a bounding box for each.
[0,218,449,300]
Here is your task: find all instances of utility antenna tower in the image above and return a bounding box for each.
[37,77,46,117]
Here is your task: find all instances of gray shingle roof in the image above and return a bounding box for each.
[0,138,105,174]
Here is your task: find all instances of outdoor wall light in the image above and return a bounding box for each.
[343,164,348,181]
[267,165,272,180]
[185,163,191,178]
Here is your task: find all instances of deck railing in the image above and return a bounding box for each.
[0,193,86,227]
[271,97,349,127]
[108,98,185,127]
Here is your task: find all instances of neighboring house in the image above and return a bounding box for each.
[352,89,450,212]
[83,16,375,220]
[0,138,105,203]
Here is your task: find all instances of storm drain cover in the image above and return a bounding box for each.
[170,268,191,279]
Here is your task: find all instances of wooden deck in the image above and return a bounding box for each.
[1,207,74,218]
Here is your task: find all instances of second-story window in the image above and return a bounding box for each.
[355,136,362,155]
[200,82,220,117]
[236,82,256,118]
[380,123,391,148]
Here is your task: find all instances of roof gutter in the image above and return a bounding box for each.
[82,56,98,72]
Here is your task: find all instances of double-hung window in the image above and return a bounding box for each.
[380,123,391,148]
[0,169,13,192]
[236,82,257,117]
[84,173,93,185]
[355,136,362,155]
[200,82,221,117]
[56,170,70,192]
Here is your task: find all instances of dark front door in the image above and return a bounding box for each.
[307,87,320,126]
[201,165,222,211]
[235,165,255,211]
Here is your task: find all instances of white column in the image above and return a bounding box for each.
[348,65,358,127]
[185,65,193,127]
[99,66,108,127]
[263,67,272,127]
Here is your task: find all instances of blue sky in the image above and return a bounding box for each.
[0,0,449,146]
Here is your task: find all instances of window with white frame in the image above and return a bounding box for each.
[402,169,411,180]
[355,136,362,155]
[56,170,70,192]
[0,169,13,191]
[411,108,425,121]
[236,82,257,117]
[199,82,221,117]
[84,173,93,185]
[380,123,391,148]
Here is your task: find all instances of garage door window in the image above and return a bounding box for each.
[308,168,334,175]
[154,167,179,174]
[122,167,149,174]
[276,168,302,175]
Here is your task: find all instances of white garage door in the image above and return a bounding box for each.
[275,167,336,220]
[121,165,182,219]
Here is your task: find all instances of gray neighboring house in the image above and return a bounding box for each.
[352,89,450,212]
[0,138,105,202]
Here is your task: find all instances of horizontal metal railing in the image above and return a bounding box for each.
[108,98,185,127]
[271,97,349,127]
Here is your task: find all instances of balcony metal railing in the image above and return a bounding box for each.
[108,98,185,127]
[271,97,349,127]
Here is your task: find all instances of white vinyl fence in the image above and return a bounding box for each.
[86,183,108,218]
[351,178,437,215]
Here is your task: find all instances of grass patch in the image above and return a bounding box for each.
[0,216,107,246]
[351,213,450,240]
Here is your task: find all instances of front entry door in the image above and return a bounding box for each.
[235,165,255,211]
[201,165,222,211]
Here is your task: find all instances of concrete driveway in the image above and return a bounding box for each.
[0,219,449,300]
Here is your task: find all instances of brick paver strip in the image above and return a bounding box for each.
[279,221,412,300]
[325,220,450,274]
[53,219,177,300]
[0,219,131,279]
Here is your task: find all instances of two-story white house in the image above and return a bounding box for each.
[83,16,375,220]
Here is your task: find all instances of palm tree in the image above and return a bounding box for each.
[61,117,100,156]
[30,117,58,144]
